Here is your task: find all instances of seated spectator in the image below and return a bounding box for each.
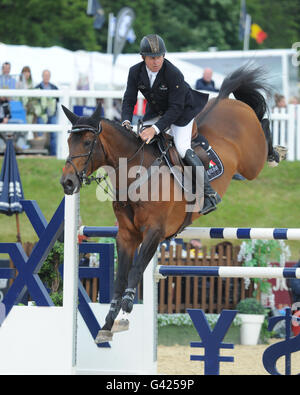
[289,96,300,105]
[0,97,11,123]
[195,68,219,92]
[0,62,16,89]
[274,93,286,109]
[0,98,11,150]
[35,70,59,156]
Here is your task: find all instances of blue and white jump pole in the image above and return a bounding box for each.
[80,226,300,241]
[79,225,300,281]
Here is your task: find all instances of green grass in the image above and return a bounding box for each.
[158,325,241,345]
[0,157,299,259]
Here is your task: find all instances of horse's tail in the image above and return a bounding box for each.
[197,65,287,164]
[197,64,271,126]
[217,64,272,121]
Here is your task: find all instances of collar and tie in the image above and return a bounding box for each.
[146,67,158,88]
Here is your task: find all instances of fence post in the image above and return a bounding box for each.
[297,105,300,160]
[57,88,71,160]
[63,193,80,372]
[287,105,295,161]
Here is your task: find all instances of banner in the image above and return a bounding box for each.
[113,7,135,64]
[239,0,247,41]
[86,0,105,30]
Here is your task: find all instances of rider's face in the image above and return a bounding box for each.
[143,55,164,73]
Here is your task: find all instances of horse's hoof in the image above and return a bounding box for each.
[111,318,130,333]
[111,309,130,333]
[274,145,288,161]
[95,330,113,344]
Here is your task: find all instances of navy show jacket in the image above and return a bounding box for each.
[121,58,208,132]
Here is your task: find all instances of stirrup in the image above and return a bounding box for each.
[200,193,221,215]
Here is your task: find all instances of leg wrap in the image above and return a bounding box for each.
[104,298,122,329]
[121,288,136,313]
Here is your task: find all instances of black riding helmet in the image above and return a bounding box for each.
[140,34,166,57]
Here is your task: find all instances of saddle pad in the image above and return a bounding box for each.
[206,147,224,181]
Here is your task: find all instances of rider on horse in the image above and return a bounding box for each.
[121,34,221,215]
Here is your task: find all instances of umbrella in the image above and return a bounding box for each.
[0,137,25,243]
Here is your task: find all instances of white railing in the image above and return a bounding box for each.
[0,88,299,161]
[271,105,300,161]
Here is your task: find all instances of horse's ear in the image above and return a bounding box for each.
[90,103,103,123]
[61,105,79,125]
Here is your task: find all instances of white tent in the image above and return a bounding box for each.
[0,43,224,90]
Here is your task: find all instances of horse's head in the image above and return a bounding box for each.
[60,104,103,195]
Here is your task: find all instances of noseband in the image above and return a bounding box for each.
[66,123,103,186]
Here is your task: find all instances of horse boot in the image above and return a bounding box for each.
[184,148,221,215]
[110,288,136,334]
[95,298,122,343]
[121,288,136,313]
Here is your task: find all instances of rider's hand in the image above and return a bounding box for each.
[140,126,156,144]
[122,121,133,131]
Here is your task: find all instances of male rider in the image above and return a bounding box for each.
[121,34,221,215]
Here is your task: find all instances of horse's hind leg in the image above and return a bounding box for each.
[261,118,287,165]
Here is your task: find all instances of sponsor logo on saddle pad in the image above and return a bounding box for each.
[206,148,224,181]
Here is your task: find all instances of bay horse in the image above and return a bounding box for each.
[60,66,283,343]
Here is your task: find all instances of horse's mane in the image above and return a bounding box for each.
[101,118,139,142]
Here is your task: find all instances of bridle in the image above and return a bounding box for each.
[66,123,104,186]
[66,122,147,190]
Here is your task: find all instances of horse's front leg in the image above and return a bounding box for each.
[95,232,139,343]
[113,227,163,329]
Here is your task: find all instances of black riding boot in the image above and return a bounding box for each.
[184,149,221,215]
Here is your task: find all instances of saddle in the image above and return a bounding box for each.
[167,121,210,170]
[151,120,210,170]
[136,121,223,240]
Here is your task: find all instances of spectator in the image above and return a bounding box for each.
[195,68,219,92]
[289,260,300,306]
[190,239,202,249]
[289,96,300,105]
[35,69,59,156]
[16,66,37,124]
[0,97,11,123]
[0,97,11,150]
[274,93,286,108]
[112,99,122,122]
[17,66,34,89]
[0,62,16,89]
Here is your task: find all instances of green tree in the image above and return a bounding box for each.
[152,0,241,52]
[0,0,100,51]
[0,0,298,53]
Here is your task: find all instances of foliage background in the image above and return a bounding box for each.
[0,0,298,53]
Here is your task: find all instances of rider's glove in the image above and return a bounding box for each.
[122,121,133,131]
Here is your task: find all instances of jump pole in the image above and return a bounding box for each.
[179,227,300,240]
[80,226,300,241]
[156,265,300,280]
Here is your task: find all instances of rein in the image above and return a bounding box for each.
[67,122,147,190]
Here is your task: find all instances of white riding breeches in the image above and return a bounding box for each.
[143,117,193,158]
